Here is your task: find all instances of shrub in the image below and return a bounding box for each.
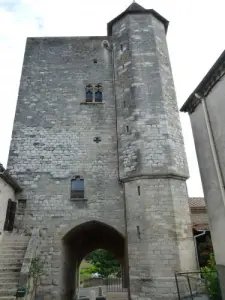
[201,253,222,300]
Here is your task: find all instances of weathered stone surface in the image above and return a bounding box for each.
[6,3,196,300]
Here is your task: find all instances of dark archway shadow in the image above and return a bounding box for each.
[61,220,128,300]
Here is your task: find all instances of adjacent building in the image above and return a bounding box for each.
[181,50,225,299]
[0,163,22,236]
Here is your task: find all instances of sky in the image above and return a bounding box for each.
[0,0,224,197]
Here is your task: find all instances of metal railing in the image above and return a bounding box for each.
[81,275,127,293]
[175,271,222,300]
[106,275,127,292]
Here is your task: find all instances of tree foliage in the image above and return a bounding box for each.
[85,249,120,277]
[201,253,222,300]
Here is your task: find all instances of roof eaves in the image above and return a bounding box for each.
[0,164,22,192]
[181,50,225,113]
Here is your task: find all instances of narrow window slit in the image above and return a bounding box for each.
[126,126,129,133]
[137,226,141,239]
[137,186,140,196]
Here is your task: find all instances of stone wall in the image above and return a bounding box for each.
[6,7,197,300]
[111,11,196,300]
[7,36,125,230]
[113,14,189,180]
[7,36,126,298]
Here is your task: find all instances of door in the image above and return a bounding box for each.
[3,199,17,232]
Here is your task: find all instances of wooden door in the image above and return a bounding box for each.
[3,199,17,232]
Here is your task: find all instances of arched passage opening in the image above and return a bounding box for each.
[61,220,128,300]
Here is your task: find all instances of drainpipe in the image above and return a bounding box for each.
[110,42,131,298]
[194,93,225,207]
[194,230,206,270]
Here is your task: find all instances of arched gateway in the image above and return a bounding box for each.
[7,2,197,300]
[61,221,127,300]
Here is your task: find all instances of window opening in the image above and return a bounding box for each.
[137,186,140,196]
[86,84,93,102]
[71,176,84,199]
[95,84,103,103]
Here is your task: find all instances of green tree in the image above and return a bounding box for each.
[85,249,120,277]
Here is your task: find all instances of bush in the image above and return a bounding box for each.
[200,253,222,300]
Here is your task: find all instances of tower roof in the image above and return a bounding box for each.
[125,2,146,12]
[107,2,169,36]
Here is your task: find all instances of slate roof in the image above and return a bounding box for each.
[125,2,146,12]
[0,163,22,192]
[107,2,169,35]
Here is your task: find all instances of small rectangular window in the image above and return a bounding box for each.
[124,101,126,108]
[137,186,140,196]
[120,44,123,51]
[71,176,84,199]
[126,126,129,133]
[18,199,27,215]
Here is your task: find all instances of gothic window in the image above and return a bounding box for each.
[86,84,93,102]
[85,84,103,103]
[95,84,103,103]
[71,176,84,199]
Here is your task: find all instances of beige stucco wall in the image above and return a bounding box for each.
[190,210,209,227]
[0,177,15,235]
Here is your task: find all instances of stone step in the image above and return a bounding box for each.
[106,292,128,300]
[2,238,29,242]
[0,267,21,272]
[0,262,22,268]
[0,258,23,264]
[1,240,29,244]
[0,253,25,259]
[1,242,29,246]
[0,277,19,283]
[2,236,29,240]
[0,273,20,281]
[2,232,29,237]
[0,283,18,290]
[0,248,26,256]
[0,289,17,297]
[0,297,16,300]
[0,246,27,250]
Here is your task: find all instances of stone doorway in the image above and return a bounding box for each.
[3,199,16,232]
[61,220,128,300]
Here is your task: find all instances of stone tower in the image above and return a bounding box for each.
[7,2,196,300]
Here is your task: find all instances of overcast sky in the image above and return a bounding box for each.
[0,0,224,196]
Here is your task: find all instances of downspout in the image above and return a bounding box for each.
[111,42,131,298]
[195,93,225,206]
[194,230,206,270]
